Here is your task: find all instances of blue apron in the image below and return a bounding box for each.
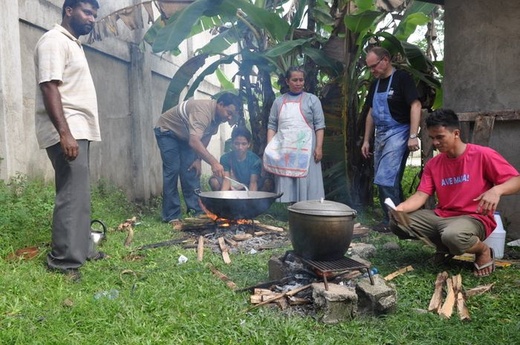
[372,70,410,187]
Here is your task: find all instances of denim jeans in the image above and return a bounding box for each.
[154,127,202,222]
[377,146,408,224]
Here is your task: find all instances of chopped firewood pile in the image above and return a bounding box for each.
[428,271,495,321]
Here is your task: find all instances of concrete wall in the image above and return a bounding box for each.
[444,0,520,238]
[0,0,234,202]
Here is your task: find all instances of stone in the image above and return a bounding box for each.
[312,282,358,324]
[382,241,401,251]
[356,275,397,315]
[349,243,377,259]
[268,256,288,280]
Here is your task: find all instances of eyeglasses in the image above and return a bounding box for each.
[366,58,384,70]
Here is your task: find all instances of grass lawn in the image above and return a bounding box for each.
[1,176,519,345]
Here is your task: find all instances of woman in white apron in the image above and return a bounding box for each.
[263,67,325,203]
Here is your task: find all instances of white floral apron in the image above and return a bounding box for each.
[263,94,313,178]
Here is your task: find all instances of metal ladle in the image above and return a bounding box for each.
[224,176,249,192]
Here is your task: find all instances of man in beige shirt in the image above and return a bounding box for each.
[34,0,102,282]
[154,93,242,225]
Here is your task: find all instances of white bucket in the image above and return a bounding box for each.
[483,212,506,259]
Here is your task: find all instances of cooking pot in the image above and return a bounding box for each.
[288,199,356,261]
[195,190,283,220]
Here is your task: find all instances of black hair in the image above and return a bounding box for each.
[62,0,100,18]
[285,66,306,80]
[426,108,460,130]
[231,126,252,143]
[216,92,242,110]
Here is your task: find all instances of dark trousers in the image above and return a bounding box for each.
[154,127,202,222]
[46,140,92,270]
[377,148,408,224]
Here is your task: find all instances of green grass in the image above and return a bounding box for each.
[1,176,520,345]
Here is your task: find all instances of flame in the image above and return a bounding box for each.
[200,200,253,226]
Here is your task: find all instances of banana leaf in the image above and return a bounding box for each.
[161,53,209,112]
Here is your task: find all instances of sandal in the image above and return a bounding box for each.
[473,247,495,277]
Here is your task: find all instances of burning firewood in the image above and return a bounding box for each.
[428,271,449,312]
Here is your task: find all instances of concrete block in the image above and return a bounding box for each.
[312,283,358,324]
[356,275,397,315]
[268,256,288,281]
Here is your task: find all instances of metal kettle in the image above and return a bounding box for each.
[90,219,107,250]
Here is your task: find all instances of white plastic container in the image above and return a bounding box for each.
[484,212,506,259]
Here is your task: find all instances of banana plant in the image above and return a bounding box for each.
[143,0,442,208]
[143,0,340,154]
[320,0,442,208]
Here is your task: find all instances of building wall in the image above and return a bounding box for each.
[0,0,234,202]
[444,0,520,238]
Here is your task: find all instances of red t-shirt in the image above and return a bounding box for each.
[418,144,519,236]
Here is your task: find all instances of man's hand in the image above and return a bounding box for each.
[60,133,79,161]
[211,162,225,178]
[361,141,372,159]
[408,137,420,152]
[474,188,501,215]
[188,159,202,177]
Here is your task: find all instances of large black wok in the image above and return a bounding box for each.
[195,190,282,220]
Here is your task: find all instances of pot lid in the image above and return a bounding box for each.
[288,199,357,217]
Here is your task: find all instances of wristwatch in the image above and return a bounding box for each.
[409,134,418,139]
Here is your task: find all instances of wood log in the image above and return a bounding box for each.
[466,283,495,298]
[384,265,414,281]
[218,237,231,264]
[224,237,237,247]
[288,296,312,306]
[245,284,312,311]
[197,236,204,262]
[338,270,362,280]
[275,297,289,310]
[209,265,236,290]
[262,293,283,302]
[456,291,471,321]
[232,233,253,241]
[253,288,274,295]
[428,271,448,312]
[253,221,285,232]
[254,231,267,237]
[439,276,455,319]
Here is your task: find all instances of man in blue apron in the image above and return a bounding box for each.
[361,47,422,232]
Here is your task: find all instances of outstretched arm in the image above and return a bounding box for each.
[395,191,430,213]
[473,176,520,215]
